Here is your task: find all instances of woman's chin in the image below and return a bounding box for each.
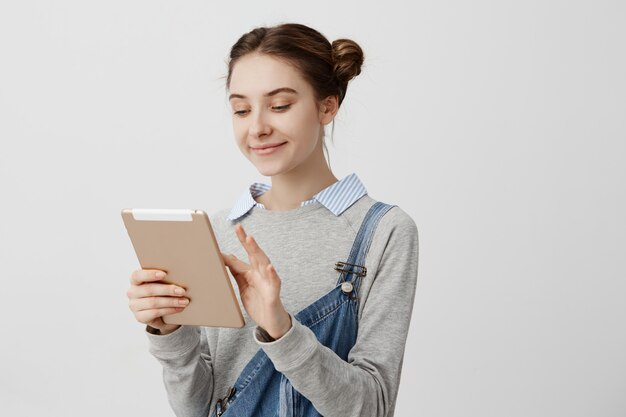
[248,154,297,177]
[254,164,286,178]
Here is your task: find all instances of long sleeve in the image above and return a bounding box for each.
[253,212,419,417]
[145,324,215,417]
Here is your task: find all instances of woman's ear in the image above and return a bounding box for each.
[319,95,339,125]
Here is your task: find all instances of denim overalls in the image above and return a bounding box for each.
[211,201,396,417]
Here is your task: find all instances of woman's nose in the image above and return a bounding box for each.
[249,109,272,138]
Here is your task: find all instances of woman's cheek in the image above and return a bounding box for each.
[233,126,247,147]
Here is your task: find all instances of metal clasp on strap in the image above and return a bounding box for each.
[216,386,237,416]
[334,261,367,278]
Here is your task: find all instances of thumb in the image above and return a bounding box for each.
[223,253,250,275]
[224,254,250,291]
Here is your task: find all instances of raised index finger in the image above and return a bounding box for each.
[234,223,248,246]
[234,225,270,270]
[130,269,167,286]
[234,224,255,256]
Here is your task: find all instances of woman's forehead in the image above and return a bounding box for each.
[229,54,311,97]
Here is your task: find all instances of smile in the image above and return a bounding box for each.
[251,142,287,155]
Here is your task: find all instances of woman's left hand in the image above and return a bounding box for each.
[221,223,292,340]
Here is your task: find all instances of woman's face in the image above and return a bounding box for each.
[228,53,333,177]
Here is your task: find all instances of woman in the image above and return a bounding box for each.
[126,22,419,417]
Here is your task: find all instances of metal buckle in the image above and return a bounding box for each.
[334,261,367,278]
[216,386,237,416]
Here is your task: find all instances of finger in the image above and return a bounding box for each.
[233,225,263,270]
[130,296,190,312]
[130,269,167,286]
[246,234,271,269]
[265,263,282,288]
[223,254,252,293]
[234,224,259,263]
[244,235,260,271]
[223,253,251,277]
[234,223,248,247]
[128,283,186,299]
[229,266,249,292]
[135,307,185,324]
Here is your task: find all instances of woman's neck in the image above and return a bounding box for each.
[256,169,338,211]
[254,132,339,211]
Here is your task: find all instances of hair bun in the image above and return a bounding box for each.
[331,38,364,84]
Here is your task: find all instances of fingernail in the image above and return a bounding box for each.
[156,271,166,279]
[175,287,185,295]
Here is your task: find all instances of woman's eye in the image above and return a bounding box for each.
[233,105,290,116]
[272,104,291,111]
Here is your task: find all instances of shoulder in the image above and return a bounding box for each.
[343,195,418,242]
[382,204,419,241]
[374,204,419,265]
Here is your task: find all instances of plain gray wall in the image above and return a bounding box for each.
[0,1,624,416]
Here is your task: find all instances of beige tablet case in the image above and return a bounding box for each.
[121,208,245,328]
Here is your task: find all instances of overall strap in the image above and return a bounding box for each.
[334,201,397,294]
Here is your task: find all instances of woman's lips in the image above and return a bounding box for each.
[251,142,286,155]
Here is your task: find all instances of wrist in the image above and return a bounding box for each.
[266,311,292,340]
[150,324,180,336]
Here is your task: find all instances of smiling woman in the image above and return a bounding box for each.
[227,51,339,183]
[127,22,419,417]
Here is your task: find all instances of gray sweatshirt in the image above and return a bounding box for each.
[144,194,419,417]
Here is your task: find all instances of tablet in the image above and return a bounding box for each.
[121,208,245,328]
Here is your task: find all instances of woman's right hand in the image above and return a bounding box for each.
[127,269,189,335]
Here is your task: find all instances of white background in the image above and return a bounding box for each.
[1,1,624,416]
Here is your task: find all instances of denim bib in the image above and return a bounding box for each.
[211,201,396,417]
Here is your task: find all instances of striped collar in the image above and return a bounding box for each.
[226,172,367,221]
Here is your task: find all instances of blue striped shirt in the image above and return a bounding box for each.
[227,172,368,221]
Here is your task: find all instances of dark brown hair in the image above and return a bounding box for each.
[224,23,365,162]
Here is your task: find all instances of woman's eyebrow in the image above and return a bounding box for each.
[229,87,298,101]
